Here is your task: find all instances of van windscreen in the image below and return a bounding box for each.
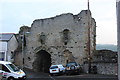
[6,64,20,72]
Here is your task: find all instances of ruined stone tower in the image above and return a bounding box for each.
[16,10,96,72]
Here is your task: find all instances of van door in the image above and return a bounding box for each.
[0,64,2,80]
[1,64,11,79]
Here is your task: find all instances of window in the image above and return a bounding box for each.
[2,65,10,73]
[63,29,70,45]
[50,66,58,69]
[39,32,46,44]
[0,64,2,70]
[11,51,14,59]
[6,64,20,72]
[0,52,5,61]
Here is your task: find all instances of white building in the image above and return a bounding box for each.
[0,33,18,62]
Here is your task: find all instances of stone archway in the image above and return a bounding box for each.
[33,50,51,73]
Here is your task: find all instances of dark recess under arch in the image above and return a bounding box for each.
[33,50,51,73]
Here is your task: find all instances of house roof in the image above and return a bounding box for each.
[0,33,14,42]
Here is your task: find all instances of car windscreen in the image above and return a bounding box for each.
[66,63,77,67]
[50,66,58,69]
[6,64,20,72]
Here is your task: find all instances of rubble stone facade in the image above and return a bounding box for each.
[83,50,118,75]
[16,10,96,72]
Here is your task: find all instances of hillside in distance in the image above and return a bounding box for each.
[96,44,117,51]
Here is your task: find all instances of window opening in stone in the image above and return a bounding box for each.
[66,60,68,64]
[63,29,70,45]
[39,32,46,44]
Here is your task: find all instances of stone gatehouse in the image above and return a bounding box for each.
[15,10,96,72]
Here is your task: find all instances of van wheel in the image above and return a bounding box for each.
[7,77,14,80]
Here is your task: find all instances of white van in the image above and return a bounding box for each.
[0,61,26,80]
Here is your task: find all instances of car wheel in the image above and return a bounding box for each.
[7,77,14,80]
[70,65,75,70]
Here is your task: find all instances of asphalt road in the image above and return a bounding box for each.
[51,75,118,80]
[24,68,118,80]
[26,75,118,80]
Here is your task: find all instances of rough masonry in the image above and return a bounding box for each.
[15,10,96,72]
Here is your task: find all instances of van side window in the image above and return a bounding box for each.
[2,65,10,73]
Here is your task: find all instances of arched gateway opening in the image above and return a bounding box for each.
[33,50,51,73]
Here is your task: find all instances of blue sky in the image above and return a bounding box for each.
[0,0,117,45]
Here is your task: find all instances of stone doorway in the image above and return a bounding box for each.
[63,50,75,65]
[33,50,51,73]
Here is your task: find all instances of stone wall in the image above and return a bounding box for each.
[83,62,118,75]
[93,50,117,63]
[14,51,23,67]
[83,50,118,75]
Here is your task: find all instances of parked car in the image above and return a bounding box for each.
[0,61,26,80]
[66,62,81,75]
[49,64,65,75]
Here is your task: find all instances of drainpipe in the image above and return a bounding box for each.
[87,0,91,74]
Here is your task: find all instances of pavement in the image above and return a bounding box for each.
[23,68,118,80]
